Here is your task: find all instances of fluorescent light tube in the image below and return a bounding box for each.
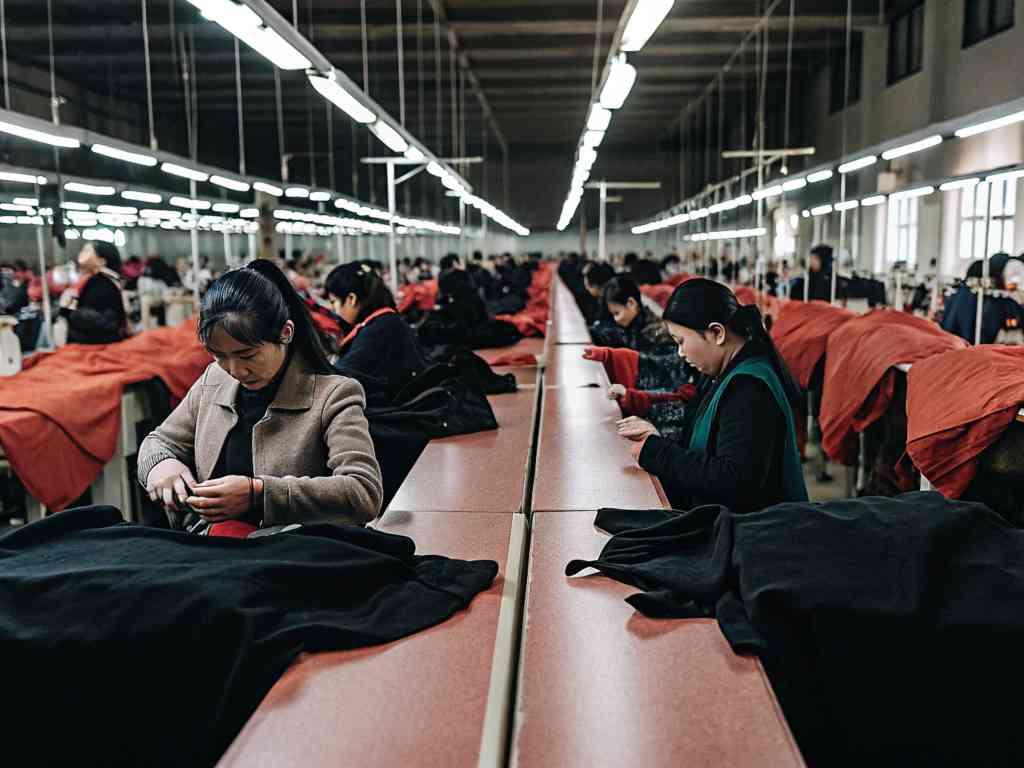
[253,181,283,196]
[891,185,935,199]
[370,120,409,153]
[91,143,157,166]
[285,187,309,198]
[811,205,833,216]
[187,0,311,70]
[583,130,605,149]
[212,202,240,213]
[309,191,332,202]
[61,201,91,211]
[735,194,753,206]
[955,109,1024,138]
[12,197,38,206]
[139,209,182,219]
[782,178,807,192]
[64,182,115,196]
[940,178,980,192]
[97,205,138,214]
[210,174,251,192]
[161,162,210,182]
[426,161,445,177]
[834,200,860,211]
[308,71,375,124]
[860,195,887,206]
[838,155,877,174]
[238,208,260,219]
[587,104,612,132]
[404,146,425,162]
[599,56,637,110]
[122,190,162,203]
[807,170,834,183]
[0,118,79,148]
[985,169,1024,183]
[881,135,942,161]
[620,0,675,52]
[0,170,47,184]
[752,185,782,200]
[170,196,212,210]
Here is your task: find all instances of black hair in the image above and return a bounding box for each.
[439,253,461,271]
[630,259,663,285]
[663,278,802,413]
[199,259,333,374]
[661,254,681,268]
[324,261,396,322]
[809,243,833,270]
[623,252,638,267]
[91,241,122,274]
[585,262,615,289]
[603,275,643,308]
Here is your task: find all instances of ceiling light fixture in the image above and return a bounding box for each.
[91,143,157,166]
[599,55,637,110]
[620,0,675,52]
[209,174,251,192]
[183,0,311,70]
[370,120,409,153]
[122,190,162,203]
[838,155,877,174]
[308,69,376,124]
[161,162,210,182]
[64,182,115,196]
[881,134,943,161]
[955,109,1024,138]
[253,181,283,196]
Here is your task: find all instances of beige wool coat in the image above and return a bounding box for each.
[137,352,383,527]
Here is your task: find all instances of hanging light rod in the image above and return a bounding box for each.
[720,147,816,158]
[0,108,82,149]
[182,0,313,70]
[620,0,676,52]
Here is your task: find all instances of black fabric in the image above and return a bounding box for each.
[62,272,126,345]
[0,505,497,767]
[566,493,1024,768]
[418,314,521,350]
[941,284,1023,345]
[639,343,786,513]
[335,312,426,399]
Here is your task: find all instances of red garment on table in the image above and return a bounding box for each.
[732,286,783,323]
[496,262,554,338]
[488,352,538,367]
[0,319,211,510]
[665,273,694,286]
[772,301,856,389]
[903,345,1024,497]
[639,283,676,309]
[819,310,967,465]
[207,520,259,538]
[585,346,641,388]
[618,383,697,417]
[396,280,438,314]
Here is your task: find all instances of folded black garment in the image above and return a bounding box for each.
[567,493,1024,767]
[0,506,497,767]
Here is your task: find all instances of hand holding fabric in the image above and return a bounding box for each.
[146,458,197,514]
[617,416,659,442]
[187,476,260,523]
[607,384,627,400]
[582,346,612,363]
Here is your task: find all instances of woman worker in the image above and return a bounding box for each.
[138,259,383,531]
[618,278,808,513]
[59,241,128,345]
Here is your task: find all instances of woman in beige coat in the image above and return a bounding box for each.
[138,259,382,530]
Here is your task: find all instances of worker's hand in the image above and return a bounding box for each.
[58,289,76,309]
[186,476,259,522]
[582,346,611,363]
[146,459,197,514]
[607,384,627,400]
[616,416,659,442]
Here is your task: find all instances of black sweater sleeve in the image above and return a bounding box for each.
[638,376,784,511]
[62,276,124,339]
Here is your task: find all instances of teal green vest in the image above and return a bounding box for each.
[688,357,809,504]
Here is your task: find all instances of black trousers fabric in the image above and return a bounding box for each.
[0,506,497,767]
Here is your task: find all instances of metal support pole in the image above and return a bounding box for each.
[387,162,398,294]
[599,181,608,263]
[976,182,993,344]
[34,215,53,351]
[458,198,467,260]
[189,178,200,306]
[336,231,345,264]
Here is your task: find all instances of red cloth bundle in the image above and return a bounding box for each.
[583,346,641,388]
[639,283,676,309]
[819,310,967,465]
[771,301,856,389]
[487,352,538,367]
[207,520,259,538]
[0,319,212,510]
[396,280,439,314]
[903,345,1024,497]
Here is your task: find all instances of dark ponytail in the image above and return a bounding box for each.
[603,275,643,308]
[198,258,333,374]
[324,261,396,322]
[664,278,802,412]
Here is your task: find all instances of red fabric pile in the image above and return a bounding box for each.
[496,262,554,337]
[732,286,782,323]
[903,345,1024,497]
[639,283,676,308]
[396,279,439,314]
[0,320,212,510]
[819,310,968,465]
[771,301,856,389]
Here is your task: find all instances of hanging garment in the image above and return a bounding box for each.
[0,505,497,768]
[771,300,856,389]
[902,345,1024,498]
[567,492,1024,768]
[819,310,967,465]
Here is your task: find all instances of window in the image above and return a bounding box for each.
[958,178,1016,263]
[887,196,919,266]
[829,31,864,113]
[888,2,925,84]
[963,0,1014,48]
